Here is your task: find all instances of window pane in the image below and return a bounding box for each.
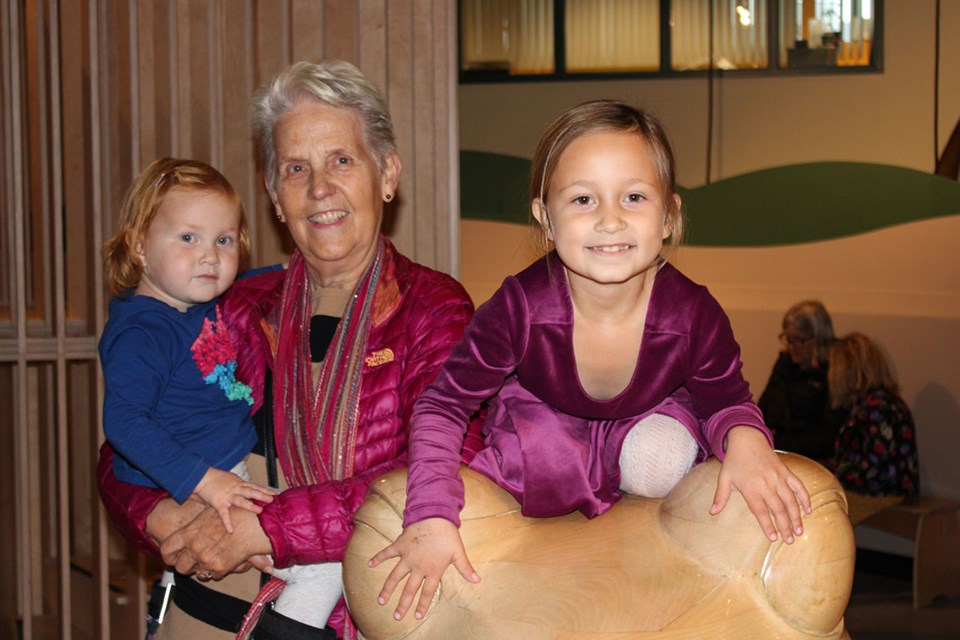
[460,0,555,75]
[565,0,660,73]
[672,0,769,71]
[780,0,874,69]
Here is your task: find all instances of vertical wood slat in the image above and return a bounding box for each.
[292,0,325,62]
[413,0,435,265]
[324,0,358,62]
[91,0,114,637]
[6,2,36,638]
[385,0,414,255]
[437,0,460,277]
[46,0,72,636]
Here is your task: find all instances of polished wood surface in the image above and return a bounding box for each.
[344,453,855,639]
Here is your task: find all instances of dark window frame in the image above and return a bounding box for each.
[458,0,884,84]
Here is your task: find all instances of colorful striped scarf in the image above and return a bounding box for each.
[273,239,384,486]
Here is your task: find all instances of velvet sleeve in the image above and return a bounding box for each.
[258,273,475,568]
[403,278,528,527]
[684,291,772,459]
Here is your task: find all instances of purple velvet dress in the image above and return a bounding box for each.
[404,254,769,526]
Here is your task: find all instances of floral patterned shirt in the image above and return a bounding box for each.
[832,386,919,497]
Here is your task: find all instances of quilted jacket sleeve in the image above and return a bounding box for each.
[258,268,475,568]
[96,442,168,557]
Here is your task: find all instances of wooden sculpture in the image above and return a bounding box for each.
[343,453,855,639]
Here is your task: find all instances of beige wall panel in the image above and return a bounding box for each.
[219,4,264,266]
[411,0,436,264]
[137,0,176,164]
[292,0,325,61]
[357,0,387,92]
[251,1,293,267]
[60,2,93,330]
[324,0,358,62]
[436,0,457,273]
[135,1,157,163]
[385,0,414,255]
[177,0,214,160]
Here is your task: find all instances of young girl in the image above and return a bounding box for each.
[370,100,812,621]
[100,158,339,634]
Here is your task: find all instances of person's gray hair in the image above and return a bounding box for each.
[250,60,397,192]
[783,300,835,366]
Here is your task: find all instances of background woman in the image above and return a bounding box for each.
[758,300,844,463]
[98,59,477,640]
[828,332,920,525]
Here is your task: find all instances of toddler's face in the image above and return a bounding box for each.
[135,186,242,311]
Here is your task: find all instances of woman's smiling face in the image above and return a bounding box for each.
[269,100,400,287]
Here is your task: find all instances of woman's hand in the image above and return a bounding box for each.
[145,495,207,547]
[159,504,274,580]
[711,426,812,544]
[368,517,480,621]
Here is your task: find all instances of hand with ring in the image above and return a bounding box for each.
[196,570,213,581]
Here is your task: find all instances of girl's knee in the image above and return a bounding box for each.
[618,414,699,498]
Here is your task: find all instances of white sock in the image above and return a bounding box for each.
[618,413,699,498]
[272,562,343,628]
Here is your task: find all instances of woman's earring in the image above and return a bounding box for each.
[384,193,393,202]
[276,213,285,223]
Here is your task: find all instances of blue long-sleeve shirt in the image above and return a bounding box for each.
[99,292,257,503]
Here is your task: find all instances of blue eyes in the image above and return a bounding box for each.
[178,234,233,246]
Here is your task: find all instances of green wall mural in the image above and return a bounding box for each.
[461,151,960,247]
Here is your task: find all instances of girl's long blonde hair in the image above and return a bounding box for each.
[828,332,899,408]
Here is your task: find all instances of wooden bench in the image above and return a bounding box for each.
[859,497,960,608]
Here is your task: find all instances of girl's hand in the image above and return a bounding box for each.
[710,426,812,544]
[368,517,480,621]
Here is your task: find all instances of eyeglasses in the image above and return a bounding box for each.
[779,333,813,347]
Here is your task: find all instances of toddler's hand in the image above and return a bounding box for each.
[368,517,480,621]
[194,467,277,533]
[711,426,812,544]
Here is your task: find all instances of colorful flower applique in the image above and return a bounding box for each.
[191,306,254,406]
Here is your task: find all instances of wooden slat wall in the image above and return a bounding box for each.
[0,1,459,637]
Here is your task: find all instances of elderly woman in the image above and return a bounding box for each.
[97,60,477,640]
[758,300,845,463]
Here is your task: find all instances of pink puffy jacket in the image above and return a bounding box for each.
[97,239,479,635]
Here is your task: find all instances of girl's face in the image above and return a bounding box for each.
[534,130,676,291]
[135,187,242,312]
